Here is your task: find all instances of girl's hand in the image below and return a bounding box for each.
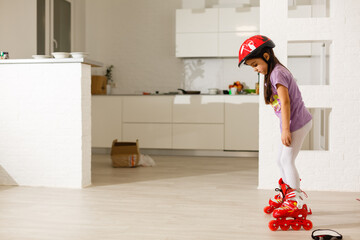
[282,130,292,147]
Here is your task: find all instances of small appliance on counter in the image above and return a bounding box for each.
[0,51,9,59]
[208,88,219,95]
[178,88,201,94]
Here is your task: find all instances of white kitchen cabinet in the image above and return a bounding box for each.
[122,96,173,123]
[225,96,259,151]
[176,7,260,57]
[91,96,259,152]
[218,32,257,57]
[175,8,218,57]
[176,8,218,33]
[176,33,218,57]
[218,7,259,57]
[172,124,224,150]
[219,7,259,32]
[122,96,173,149]
[122,123,172,149]
[92,96,122,148]
[173,95,224,123]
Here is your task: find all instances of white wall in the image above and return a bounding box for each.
[85,0,184,94]
[0,0,86,58]
[181,0,259,93]
[259,0,360,192]
[0,0,258,93]
[0,0,37,59]
[85,0,259,94]
[73,0,86,52]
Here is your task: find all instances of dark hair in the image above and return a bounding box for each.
[246,47,285,104]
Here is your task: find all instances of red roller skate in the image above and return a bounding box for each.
[269,189,313,231]
[264,179,312,215]
[264,178,288,214]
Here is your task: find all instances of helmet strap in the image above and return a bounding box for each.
[261,56,268,63]
[261,56,270,76]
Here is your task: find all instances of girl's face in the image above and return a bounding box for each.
[245,58,268,75]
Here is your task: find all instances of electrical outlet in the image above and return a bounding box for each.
[112,83,116,88]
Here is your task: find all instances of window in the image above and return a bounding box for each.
[288,0,330,18]
[287,41,331,85]
[37,0,73,55]
[302,108,331,151]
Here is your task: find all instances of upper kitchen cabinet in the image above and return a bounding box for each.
[218,7,259,57]
[218,32,256,57]
[176,33,218,57]
[176,9,218,33]
[176,9,218,57]
[218,7,259,32]
[175,7,259,58]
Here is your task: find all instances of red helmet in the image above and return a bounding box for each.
[238,35,275,67]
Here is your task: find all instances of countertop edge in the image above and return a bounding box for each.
[0,58,103,67]
[92,94,259,96]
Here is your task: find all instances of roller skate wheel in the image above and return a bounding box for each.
[291,222,301,230]
[303,220,313,230]
[264,206,274,214]
[269,220,279,231]
[280,223,290,231]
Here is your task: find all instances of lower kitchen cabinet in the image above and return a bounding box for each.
[173,95,224,123]
[92,96,122,148]
[172,124,224,150]
[225,96,259,151]
[92,95,259,151]
[122,123,172,149]
[122,96,173,123]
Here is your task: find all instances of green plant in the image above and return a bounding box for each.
[105,65,114,84]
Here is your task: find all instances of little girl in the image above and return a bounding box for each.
[238,35,313,224]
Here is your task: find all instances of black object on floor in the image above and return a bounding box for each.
[312,229,343,240]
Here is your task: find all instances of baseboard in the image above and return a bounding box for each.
[92,148,258,158]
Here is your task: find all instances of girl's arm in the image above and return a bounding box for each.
[276,84,291,146]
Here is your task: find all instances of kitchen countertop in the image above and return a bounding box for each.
[93,94,259,96]
[0,58,103,67]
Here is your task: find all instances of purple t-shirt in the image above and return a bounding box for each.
[269,64,312,132]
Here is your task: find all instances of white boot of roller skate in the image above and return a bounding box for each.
[269,189,313,231]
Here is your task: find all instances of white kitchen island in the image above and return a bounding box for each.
[0,58,102,188]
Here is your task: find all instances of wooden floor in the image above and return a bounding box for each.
[0,155,359,240]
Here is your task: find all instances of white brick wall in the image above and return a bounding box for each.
[0,62,91,188]
[259,0,360,192]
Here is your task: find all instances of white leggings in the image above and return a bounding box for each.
[277,120,312,190]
